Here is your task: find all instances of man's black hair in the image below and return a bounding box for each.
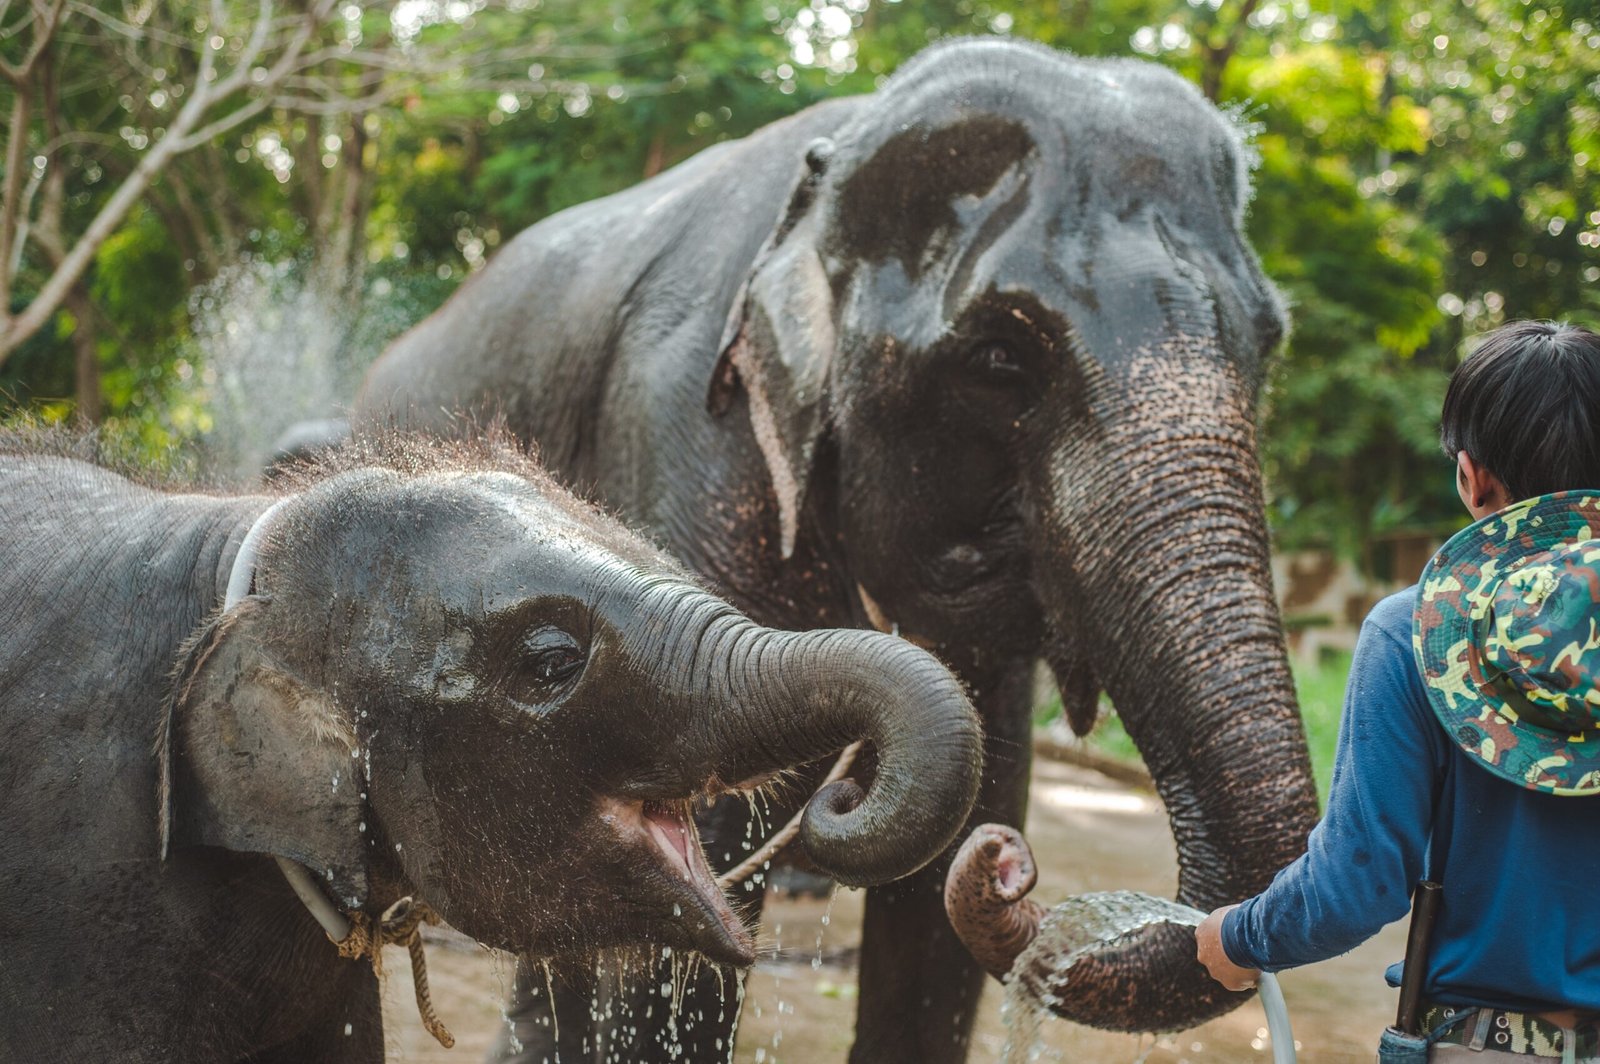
[1440,319,1600,501]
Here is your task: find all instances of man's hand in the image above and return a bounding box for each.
[1195,904,1260,992]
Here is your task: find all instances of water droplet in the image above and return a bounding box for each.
[999,891,1208,1063]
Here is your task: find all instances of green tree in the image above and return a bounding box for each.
[5,0,1595,558]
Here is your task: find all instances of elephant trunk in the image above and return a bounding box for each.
[1009,354,1319,1030]
[944,823,1049,980]
[645,597,985,888]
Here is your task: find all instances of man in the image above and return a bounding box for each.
[1196,320,1600,1060]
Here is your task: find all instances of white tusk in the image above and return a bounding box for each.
[224,496,297,610]
[275,856,352,943]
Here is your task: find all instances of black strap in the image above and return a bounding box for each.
[1397,881,1444,1034]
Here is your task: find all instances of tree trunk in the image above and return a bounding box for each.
[643,132,667,179]
[66,282,101,424]
[326,120,370,304]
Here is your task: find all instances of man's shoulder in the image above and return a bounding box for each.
[1355,584,1441,746]
[1363,585,1422,647]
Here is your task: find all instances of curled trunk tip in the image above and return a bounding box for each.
[774,628,983,887]
[944,823,1048,980]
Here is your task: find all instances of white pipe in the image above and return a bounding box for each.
[1258,972,1297,1064]
[223,497,296,610]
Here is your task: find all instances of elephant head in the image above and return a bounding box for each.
[711,39,1318,1027]
[159,437,982,967]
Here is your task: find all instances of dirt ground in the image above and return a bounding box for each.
[380,757,1405,1063]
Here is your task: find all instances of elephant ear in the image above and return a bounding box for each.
[709,117,1038,558]
[158,601,366,908]
[831,113,1037,277]
[710,138,838,561]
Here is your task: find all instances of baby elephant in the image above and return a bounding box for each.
[0,433,982,1063]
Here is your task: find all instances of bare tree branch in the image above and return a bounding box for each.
[0,0,335,358]
[62,2,192,49]
[0,0,65,85]
[0,0,629,362]
[0,87,32,316]
[6,156,44,280]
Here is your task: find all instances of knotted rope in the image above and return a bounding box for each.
[334,896,455,1049]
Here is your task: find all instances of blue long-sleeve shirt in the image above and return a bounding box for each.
[1221,587,1600,1011]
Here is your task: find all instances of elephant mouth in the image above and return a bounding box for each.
[643,799,720,901]
[600,796,755,968]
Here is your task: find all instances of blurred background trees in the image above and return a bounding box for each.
[2,0,1596,562]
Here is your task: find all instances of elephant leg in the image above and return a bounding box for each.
[488,791,777,1064]
[487,961,596,1063]
[244,965,384,1064]
[848,661,1033,1064]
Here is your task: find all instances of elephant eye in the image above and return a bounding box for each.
[521,626,585,685]
[977,342,1024,377]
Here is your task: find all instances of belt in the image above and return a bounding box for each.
[1423,1004,1600,1058]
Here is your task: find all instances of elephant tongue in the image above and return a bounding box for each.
[644,802,696,870]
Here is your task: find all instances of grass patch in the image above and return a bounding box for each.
[1037,651,1353,808]
[1293,651,1351,806]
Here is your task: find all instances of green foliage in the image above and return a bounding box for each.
[1237,45,1428,158]
[1293,651,1353,806]
[0,307,72,407]
[1055,650,1353,807]
[374,0,839,269]
[1248,129,1457,554]
[94,210,189,346]
[1214,0,1597,556]
[3,0,1595,560]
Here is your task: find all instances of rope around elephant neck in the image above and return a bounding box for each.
[226,500,452,1049]
[336,896,455,1049]
[715,741,862,889]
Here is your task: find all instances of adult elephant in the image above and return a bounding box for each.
[358,37,1320,1062]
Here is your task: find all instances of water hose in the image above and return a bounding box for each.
[1257,971,1296,1064]
[1167,899,1295,1064]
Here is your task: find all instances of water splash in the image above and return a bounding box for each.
[999,892,1205,1064]
[539,958,561,1060]
[178,257,437,484]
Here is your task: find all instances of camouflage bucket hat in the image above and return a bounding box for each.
[1414,491,1600,796]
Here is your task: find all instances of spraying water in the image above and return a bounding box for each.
[180,257,443,483]
[1000,891,1294,1064]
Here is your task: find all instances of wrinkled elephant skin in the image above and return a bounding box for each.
[0,434,980,1063]
[357,37,1319,1063]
